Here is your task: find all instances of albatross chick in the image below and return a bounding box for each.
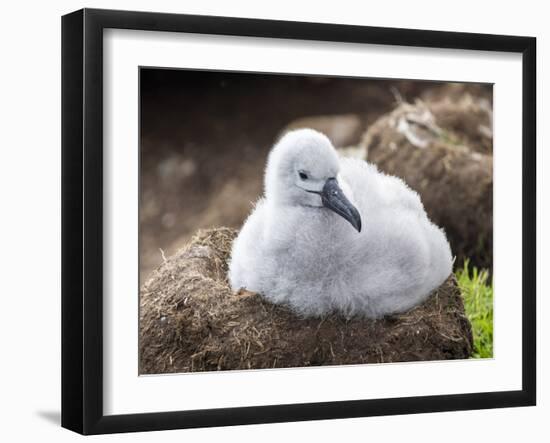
[228,129,452,318]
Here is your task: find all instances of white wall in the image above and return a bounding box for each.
[0,0,546,440]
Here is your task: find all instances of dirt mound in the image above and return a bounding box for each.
[139,228,473,374]
[359,99,493,271]
[421,82,493,104]
[426,94,493,154]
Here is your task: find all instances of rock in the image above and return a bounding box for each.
[140,228,473,374]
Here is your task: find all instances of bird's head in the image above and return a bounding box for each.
[264,129,362,232]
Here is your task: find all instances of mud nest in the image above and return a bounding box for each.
[359,96,493,271]
[140,228,473,374]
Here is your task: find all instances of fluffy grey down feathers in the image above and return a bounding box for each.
[228,129,452,318]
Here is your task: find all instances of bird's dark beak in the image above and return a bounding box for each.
[320,178,362,232]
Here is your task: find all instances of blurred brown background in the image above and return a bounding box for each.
[140,69,492,284]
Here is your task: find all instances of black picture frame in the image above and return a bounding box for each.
[61,8,537,435]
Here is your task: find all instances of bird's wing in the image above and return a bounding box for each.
[227,198,267,291]
[340,158,426,217]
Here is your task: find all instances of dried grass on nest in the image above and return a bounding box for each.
[359,98,493,271]
[426,94,493,154]
[140,228,473,374]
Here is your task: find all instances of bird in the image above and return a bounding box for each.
[228,129,452,318]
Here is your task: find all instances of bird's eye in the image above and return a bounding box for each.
[298,171,308,180]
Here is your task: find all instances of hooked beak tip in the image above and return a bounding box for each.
[349,210,362,233]
[321,178,362,233]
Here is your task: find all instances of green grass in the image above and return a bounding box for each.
[456,260,494,359]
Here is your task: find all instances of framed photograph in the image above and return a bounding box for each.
[61,8,536,435]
